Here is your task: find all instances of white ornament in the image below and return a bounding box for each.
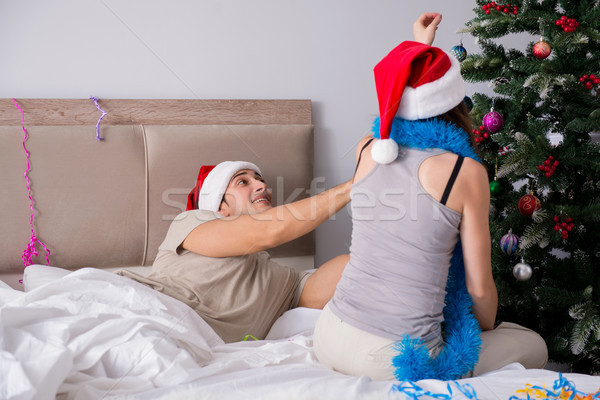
[513,261,533,281]
[371,139,399,164]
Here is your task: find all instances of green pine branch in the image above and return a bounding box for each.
[497,133,536,177]
[461,54,505,82]
[580,199,600,222]
[519,214,552,250]
[568,287,600,355]
[535,286,583,311]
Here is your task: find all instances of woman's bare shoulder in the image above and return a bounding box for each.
[461,157,489,183]
[458,157,490,202]
[355,134,375,161]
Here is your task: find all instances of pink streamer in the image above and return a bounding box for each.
[90,96,107,141]
[13,98,51,267]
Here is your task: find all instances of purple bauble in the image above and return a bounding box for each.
[482,111,504,133]
[500,231,519,255]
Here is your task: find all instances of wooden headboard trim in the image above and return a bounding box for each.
[0,99,312,126]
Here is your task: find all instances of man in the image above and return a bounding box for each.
[119,161,351,343]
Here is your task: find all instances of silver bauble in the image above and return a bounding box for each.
[513,262,533,281]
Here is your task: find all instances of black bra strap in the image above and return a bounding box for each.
[354,138,375,175]
[440,156,464,206]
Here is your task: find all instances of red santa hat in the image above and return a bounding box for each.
[186,161,262,212]
[372,40,466,164]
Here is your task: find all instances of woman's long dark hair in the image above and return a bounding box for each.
[435,101,480,157]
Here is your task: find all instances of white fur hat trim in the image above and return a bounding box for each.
[198,161,261,212]
[395,56,466,121]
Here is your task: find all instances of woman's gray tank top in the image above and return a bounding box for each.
[328,147,462,344]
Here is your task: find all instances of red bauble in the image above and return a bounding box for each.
[533,40,552,59]
[518,194,541,217]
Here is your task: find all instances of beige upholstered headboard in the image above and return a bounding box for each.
[0,99,314,287]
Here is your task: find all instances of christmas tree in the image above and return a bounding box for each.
[458,0,600,373]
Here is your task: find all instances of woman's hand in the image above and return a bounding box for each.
[413,12,442,46]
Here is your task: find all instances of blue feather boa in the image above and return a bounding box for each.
[371,117,480,162]
[371,117,482,381]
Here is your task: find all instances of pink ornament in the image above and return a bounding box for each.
[533,40,552,59]
[482,110,504,133]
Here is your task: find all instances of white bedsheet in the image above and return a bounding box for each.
[0,268,222,400]
[1,268,598,400]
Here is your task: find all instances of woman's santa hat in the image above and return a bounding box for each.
[372,40,466,164]
[186,161,262,212]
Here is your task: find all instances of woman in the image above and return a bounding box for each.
[313,15,547,380]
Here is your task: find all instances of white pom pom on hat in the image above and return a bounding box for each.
[371,40,466,164]
[371,139,399,164]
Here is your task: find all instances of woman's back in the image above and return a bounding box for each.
[328,144,464,344]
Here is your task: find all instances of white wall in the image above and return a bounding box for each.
[1,0,502,265]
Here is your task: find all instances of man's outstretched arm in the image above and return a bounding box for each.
[183,180,352,257]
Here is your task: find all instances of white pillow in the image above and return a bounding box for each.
[23,265,154,292]
[23,264,72,292]
[265,307,321,340]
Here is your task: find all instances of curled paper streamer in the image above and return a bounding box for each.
[510,373,600,400]
[391,381,480,400]
[449,382,479,399]
[392,373,599,400]
[90,96,107,141]
[13,98,51,267]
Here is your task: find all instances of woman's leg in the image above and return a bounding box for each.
[313,304,397,380]
[472,322,548,376]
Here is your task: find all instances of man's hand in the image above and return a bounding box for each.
[413,12,442,46]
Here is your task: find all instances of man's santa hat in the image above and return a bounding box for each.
[186,161,262,212]
[372,40,466,164]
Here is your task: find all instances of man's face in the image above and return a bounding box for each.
[217,169,273,216]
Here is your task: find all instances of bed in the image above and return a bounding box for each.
[1,99,598,400]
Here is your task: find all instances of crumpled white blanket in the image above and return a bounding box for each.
[0,268,223,400]
[122,337,600,400]
[2,268,599,400]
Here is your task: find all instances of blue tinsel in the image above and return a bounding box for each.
[371,117,482,381]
